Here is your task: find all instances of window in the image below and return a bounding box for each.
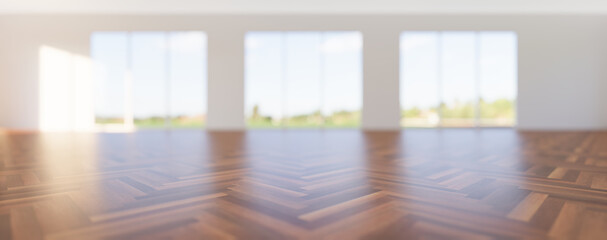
[91,32,128,126]
[245,31,362,128]
[91,31,207,130]
[131,32,167,128]
[400,31,517,128]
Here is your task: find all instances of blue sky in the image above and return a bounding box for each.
[92,31,207,119]
[245,31,363,119]
[400,31,517,110]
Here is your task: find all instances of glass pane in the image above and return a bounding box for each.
[245,32,284,128]
[168,31,207,128]
[322,32,363,128]
[285,32,322,128]
[245,31,363,129]
[479,32,517,126]
[400,32,440,127]
[440,32,477,127]
[91,32,128,125]
[131,32,168,128]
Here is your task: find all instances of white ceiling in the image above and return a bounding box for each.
[2,0,607,14]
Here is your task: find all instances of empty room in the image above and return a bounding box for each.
[1,1,607,239]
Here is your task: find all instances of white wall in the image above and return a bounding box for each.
[206,29,245,130]
[0,14,606,131]
[3,0,607,14]
[363,29,401,130]
[516,17,607,130]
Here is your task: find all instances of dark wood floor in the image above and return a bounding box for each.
[1,129,607,239]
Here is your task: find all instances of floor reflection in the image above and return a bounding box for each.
[1,129,607,239]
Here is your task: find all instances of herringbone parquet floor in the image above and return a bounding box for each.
[1,129,607,239]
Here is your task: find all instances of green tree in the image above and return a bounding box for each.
[403,107,422,118]
[251,104,260,120]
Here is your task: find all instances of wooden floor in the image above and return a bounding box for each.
[1,129,607,239]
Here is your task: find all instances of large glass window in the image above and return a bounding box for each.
[91,32,128,125]
[169,32,207,128]
[478,32,517,126]
[400,32,440,127]
[131,32,168,128]
[245,31,362,128]
[91,31,207,130]
[400,31,517,128]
